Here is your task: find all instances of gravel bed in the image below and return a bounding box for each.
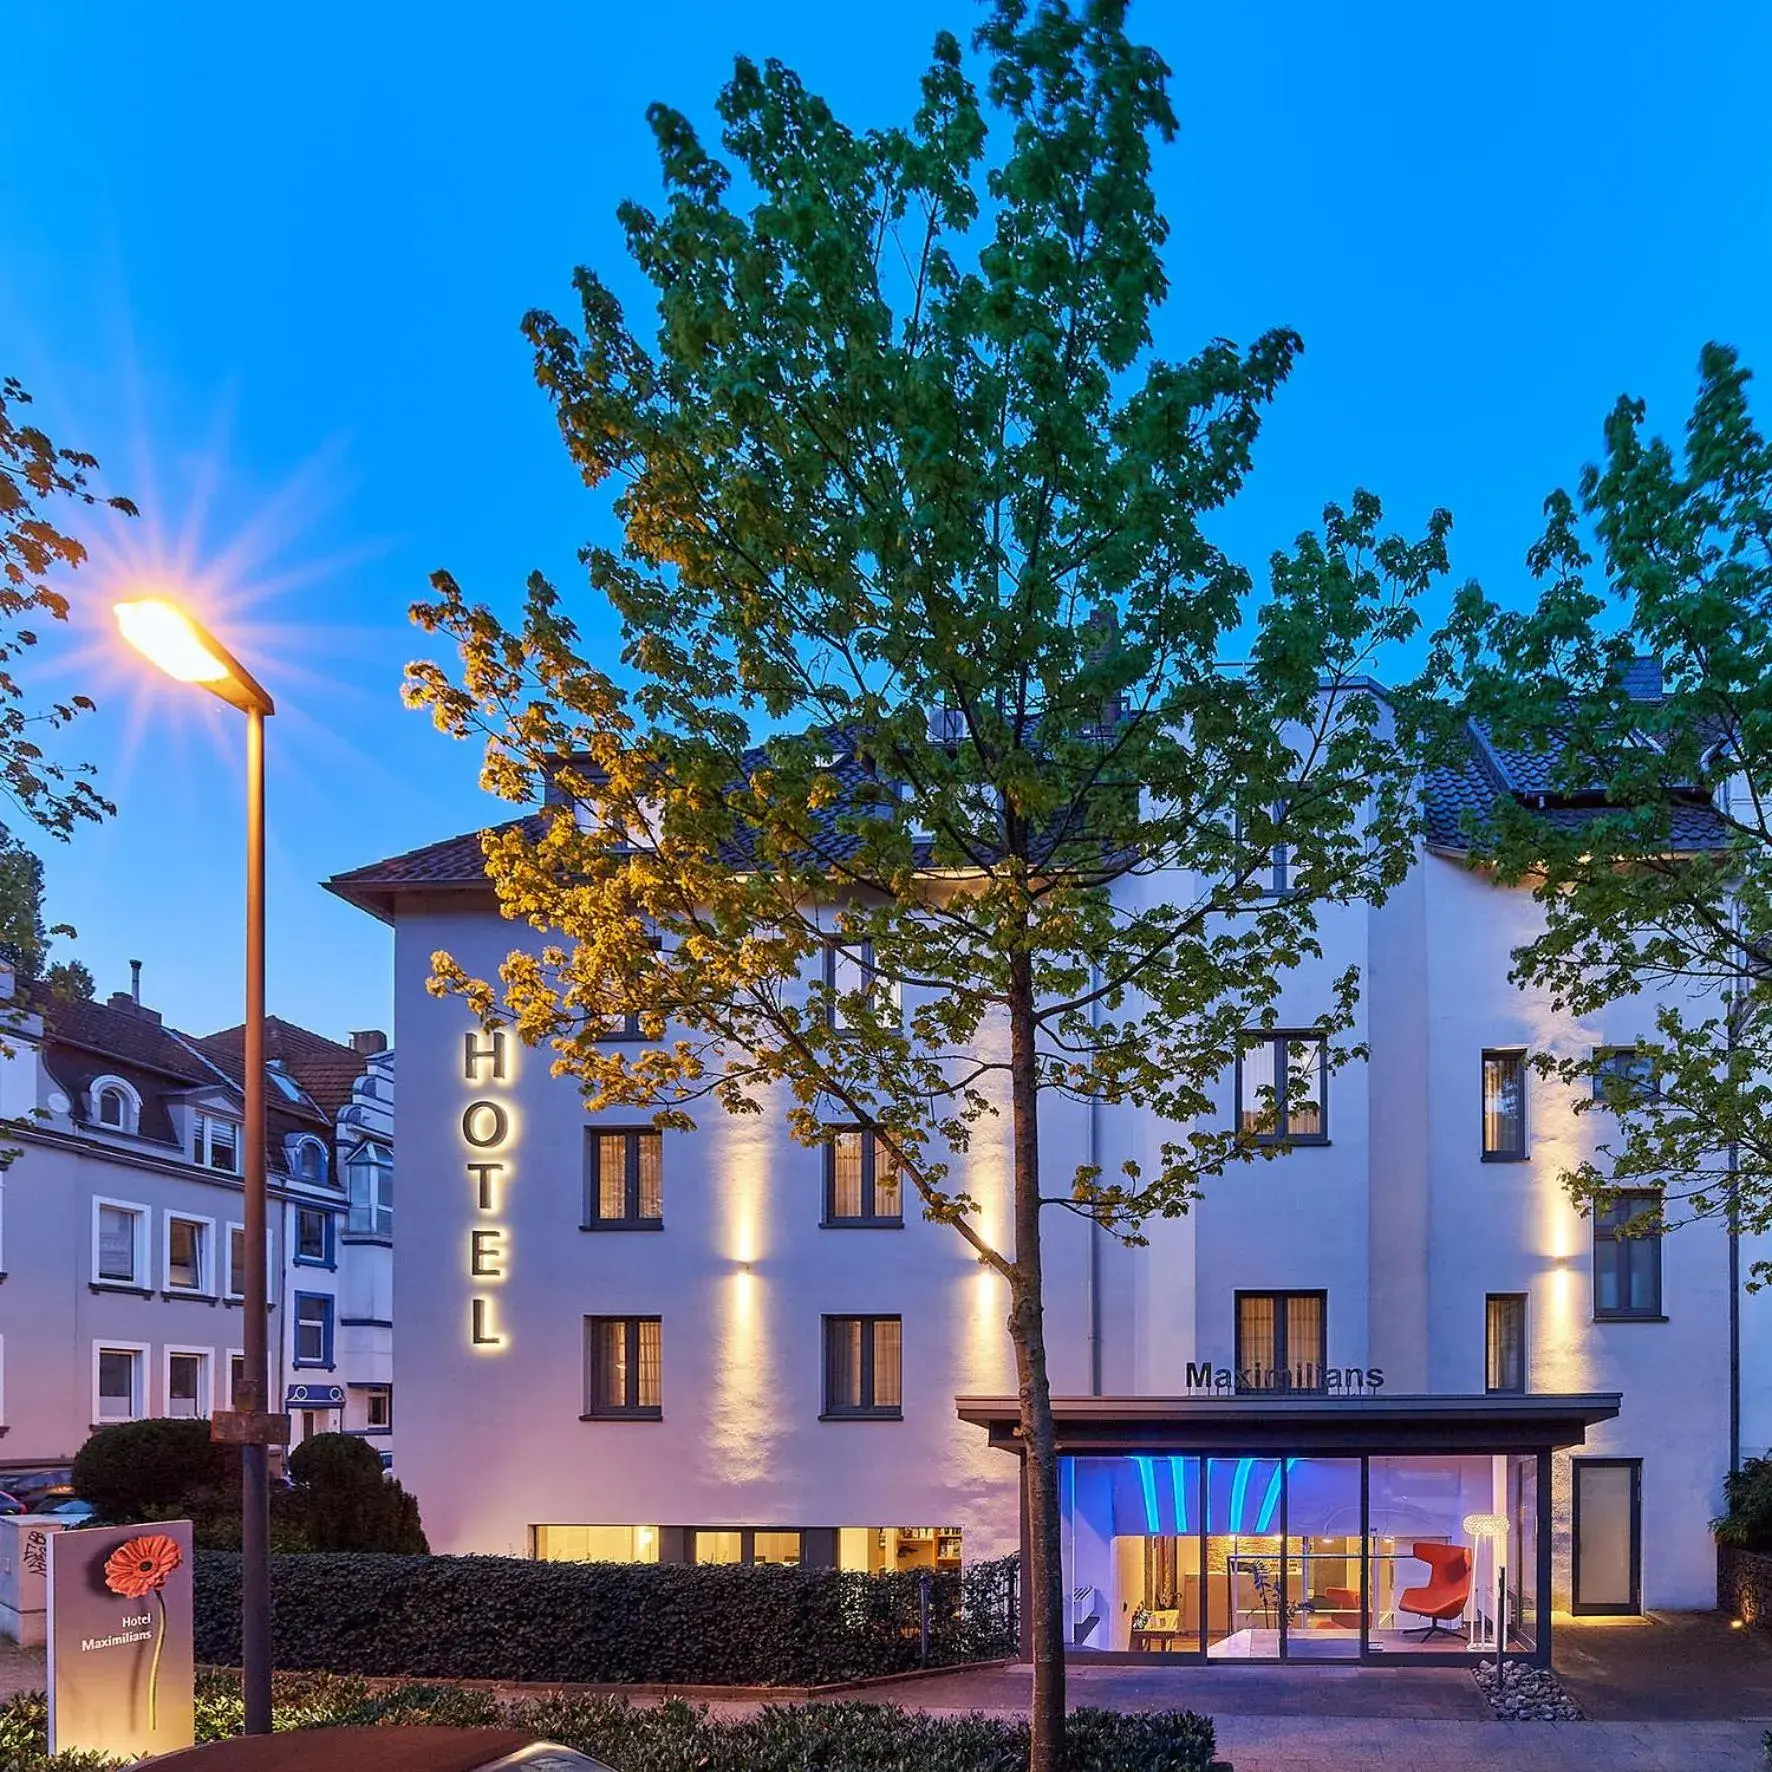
[1473,1658,1586,1720]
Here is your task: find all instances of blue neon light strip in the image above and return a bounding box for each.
[1228,1457,1254,1535]
[1169,1457,1189,1535]
[1134,1456,1160,1533]
[1255,1457,1298,1533]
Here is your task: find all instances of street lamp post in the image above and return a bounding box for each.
[115,598,283,1736]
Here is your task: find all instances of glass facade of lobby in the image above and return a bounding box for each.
[1060,1452,1544,1662]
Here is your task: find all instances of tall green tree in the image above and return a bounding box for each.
[409,5,1444,1760]
[0,375,135,837]
[1421,342,1772,1277]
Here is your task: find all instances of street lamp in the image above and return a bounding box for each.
[114,597,281,1736]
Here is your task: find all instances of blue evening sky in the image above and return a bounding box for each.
[2,1,1768,1041]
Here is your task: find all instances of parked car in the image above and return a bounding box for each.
[2,1469,74,1507]
[27,1496,94,1523]
[0,1491,26,1516]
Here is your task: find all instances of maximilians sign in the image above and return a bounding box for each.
[1185,1362,1385,1395]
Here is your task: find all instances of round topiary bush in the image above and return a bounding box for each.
[287,1431,385,1490]
[73,1417,235,1523]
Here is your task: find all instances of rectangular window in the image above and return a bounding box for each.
[167,1350,209,1419]
[1486,1293,1527,1393]
[1237,798,1294,894]
[825,939,898,1029]
[1594,1192,1663,1319]
[691,1528,803,1566]
[227,1225,246,1299]
[1482,1050,1527,1158]
[822,1315,903,1418]
[293,1293,334,1367]
[1593,1046,1656,1102]
[532,1525,660,1563]
[1236,1034,1328,1143]
[1234,1291,1327,1392]
[364,1385,392,1431]
[824,1129,903,1226]
[96,1346,143,1423]
[347,1147,393,1237]
[166,1216,209,1291]
[294,1207,330,1264]
[95,1202,145,1286]
[584,1131,663,1228]
[584,1316,662,1418]
[229,1353,246,1408]
[194,1113,240,1174]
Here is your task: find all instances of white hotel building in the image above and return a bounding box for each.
[329,695,1769,1666]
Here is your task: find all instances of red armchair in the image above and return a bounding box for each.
[1397,1542,1471,1640]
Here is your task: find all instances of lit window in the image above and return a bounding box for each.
[1594,1192,1663,1320]
[194,1114,241,1174]
[532,1525,660,1563]
[1237,1034,1328,1144]
[825,1129,903,1226]
[1235,1291,1326,1393]
[584,1131,663,1228]
[1482,1050,1527,1158]
[1486,1294,1526,1393]
[583,1316,662,1418]
[822,1315,902,1419]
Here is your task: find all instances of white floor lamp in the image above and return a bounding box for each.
[1462,1512,1509,1653]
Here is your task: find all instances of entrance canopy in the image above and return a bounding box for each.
[956,1391,1621,1457]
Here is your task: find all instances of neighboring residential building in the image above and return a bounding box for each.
[0,975,396,1471]
[327,688,1755,1666]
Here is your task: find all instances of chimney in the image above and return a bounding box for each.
[350,1029,388,1056]
[106,985,162,1025]
[130,959,142,1004]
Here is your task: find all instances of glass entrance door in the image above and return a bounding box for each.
[1281,1457,1362,1660]
[1206,1455,1284,1660]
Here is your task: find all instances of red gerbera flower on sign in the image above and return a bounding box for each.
[103,1534,182,1600]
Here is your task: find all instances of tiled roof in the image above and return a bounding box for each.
[324,816,544,922]
[35,992,225,1084]
[196,1018,361,1123]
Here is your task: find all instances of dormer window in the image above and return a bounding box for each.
[269,1066,306,1103]
[194,1113,240,1175]
[291,1137,328,1184]
[90,1076,142,1135]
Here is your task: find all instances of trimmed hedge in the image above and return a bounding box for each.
[195,1551,1020,1686]
[0,1673,1219,1772]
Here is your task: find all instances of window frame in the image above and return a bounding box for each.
[193,1111,242,1175]
[226,1349,246,1408]
[163,1211,214,1294]
[1570,1456,1643,1615]
[582,1315,663,1420]
[1480,1048,1528,1160]
[1236,797,1297,896]
[92,1197,149,1289]
[822,1127,905,1228]
[345,1144,393,1239]
[292,1291,336,1368]
[1592,1046,1658,1103]
[582,1128,664,1231]
[164,1345,213,1420]
[226,1223,246,1300]
[692,1528,804,1566]
[1485,1292,1527,1394]
[93,1341,148,1425]
[88,1074,143,1134]
[823,937,899,1030]
[293,1206,334,1267]
[1592,1190,1665,1321]
[1233,1289,1329,1393]
[1234,1032,1330,1146]
[289,1135,329,1184]
[821,1313,904,1420]
[360,1384,393,1433]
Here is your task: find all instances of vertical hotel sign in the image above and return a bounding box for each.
[463,1027,514,1349]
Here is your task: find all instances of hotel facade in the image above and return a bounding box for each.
[330,708,1770,1664]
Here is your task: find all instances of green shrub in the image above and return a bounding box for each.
[71,1418,234,1526]
[194,1551,1020,1686]
[284,1433,427,1553]
[1715,1455,1772,1549]
[0,1677,1218,1772]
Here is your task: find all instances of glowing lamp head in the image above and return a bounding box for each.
[1463,1512,1509,1543]
[114,597,274,716]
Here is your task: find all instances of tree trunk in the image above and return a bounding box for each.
[1007,949,1066,1772]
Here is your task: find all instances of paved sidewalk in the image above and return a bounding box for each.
[0,1640,44,1703]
